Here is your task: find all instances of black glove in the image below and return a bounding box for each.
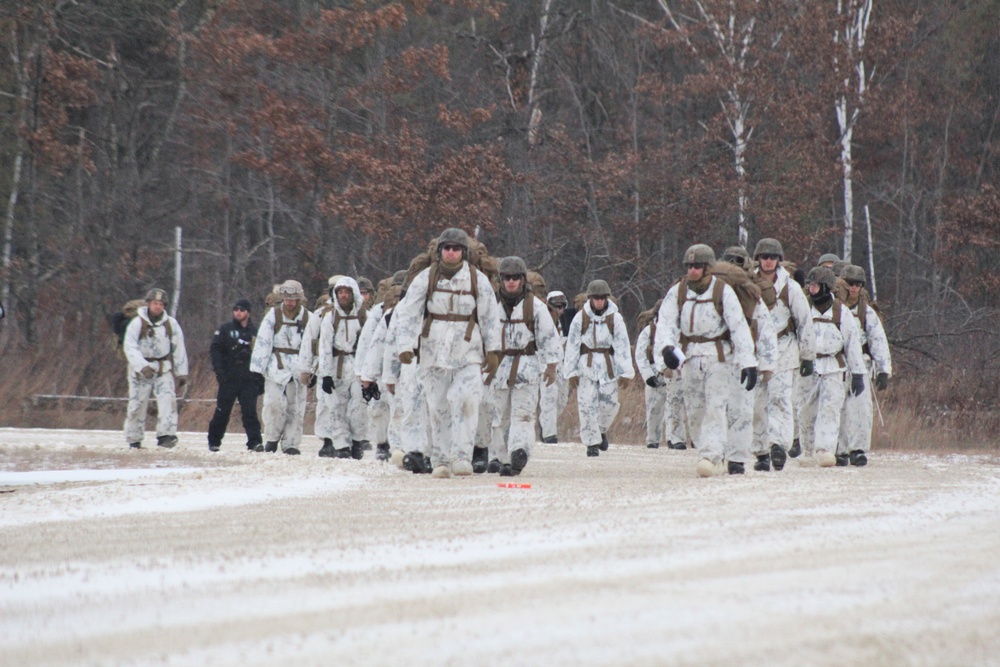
[663,346,680,370]
[645,376,658,388]
[254,373,265,395]
[875,372,889,391]
[799,359,814,377]
[850,373,866,397]
[322,376,334,394]
[308,374,317,388]
[741,367,758,391]
[361,382,381,403]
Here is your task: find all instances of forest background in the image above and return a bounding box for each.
[0,0,998,449]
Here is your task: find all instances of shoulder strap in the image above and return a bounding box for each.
[711,277,725,318]
[581,309,591,337]
[524,293,535,337]
[646,320,656,364]
[272,305,283,334]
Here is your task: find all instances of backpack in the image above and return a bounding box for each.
[111,299,172,358]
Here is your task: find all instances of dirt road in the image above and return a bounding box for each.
[2,428,999,666]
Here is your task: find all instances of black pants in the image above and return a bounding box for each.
[207,378,262,447]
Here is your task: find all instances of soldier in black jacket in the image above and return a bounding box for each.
[207,299,264,451]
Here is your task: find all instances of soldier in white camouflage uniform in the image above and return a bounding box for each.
[563,280,634,457]
[750,238,816,472]
[123,288,189,449]
[485,257,562,476]
[538,290,570,444]
[251,280,311,455]
[837,264,892,466]
[655,245,758,477]
[393,228,502,479]
[634,302,687,450]
[296,278,338,454]
[798,266,867,467]
[315,276,368,459]
[719,247,779,474]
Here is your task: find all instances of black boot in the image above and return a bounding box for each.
[668,441,687,450]
[770,444,787,471]
[208,443,221,452]
[156,435,178,448]
[375,443,391,461]
[499,463,514,477]
[541,435,558,444]
[264,441,278,453]
[318,439,336,458]
[472,446,489,474]
[487,458,501,474]
[335,447,352,459]
[836,453,850,467]
[351,440,365,460]
[511,448,529,475]
[788,439,802,458]
[421,455,432,474]
[849,450,868,466]
[247,442,263,452]
[129,442,142,449]
[754,454,771,472]
[402,451,425,473]
[283,447,300,455]
[728,461,745,475]
[647,442,660,449]
[599,433,609,451]
[586,445,600,457]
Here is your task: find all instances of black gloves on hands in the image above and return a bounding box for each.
[663,346,680,370]
[362,382,381,403]
[741,367,758,391]
[875,372,889,391]
[850,373,866,397]
[646,375,666,388]
[799,359,814,377]
[322,376,334,394]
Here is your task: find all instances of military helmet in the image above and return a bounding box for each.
[817,253,841,266]
[327,274,344,288]
[683,243,716,265]
[806,266,836,291]
[498,256,528,277]
[841,264,866,285]
[586,279,612,298]
[753,238,784,260]
[722,245,750,267]
[356,276,374,293]
[277,279,306,301]
[144,288,169,305]
[391,269,408,286]
[831,260,848,277]
[437,227,470,251]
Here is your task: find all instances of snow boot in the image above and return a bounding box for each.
[835,453,850,467]
[487,458,501,474]
[728,461,745,475]
[209,443,220,452]
[770,444,787,471]
[599,432,609,451]
[849,450,868,467]
[541,435,558,444]
[247,442,263,452]
[788,438,802,458]
[815,450,836,467]
[696,458,720,477]
[156,435,178,449]
[318,439,336,458]
[511,448,529,475]
[403,451,426,473]
[472,446,489,474]
[284,447,301,455]
[351,440,366,460]
[667,441,687,450]
[647,442,660,449]
[389,449,405,467]
[499,463,514,477]
[451,460,474,476]
[335,447,352,459]
[375,443,391,462]
[586,445,600,457]
[431,465,452,479]
[264,441,278,453]
[129,442,142,449]
[754,454,770,472]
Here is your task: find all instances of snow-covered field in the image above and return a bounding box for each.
[2,427,1000,667]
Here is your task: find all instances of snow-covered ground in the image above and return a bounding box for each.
[2,427,999,667]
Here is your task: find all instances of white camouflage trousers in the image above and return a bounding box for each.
[368,396,390,445]
[314,384,333,439]
[421,364,483,468]
[492,378,541,464]
[538,375,569,439]
[576,378,620,447]
[478,385,498,456]
[799,372,846,457]
[397,364,428,455]
[644,375,687,446]
[839,371,872,454]
[725,369,753,464]
[124,372,178,443]
[262,377,308,451]
[682,357,731,464]
[752,368,795,455]
[324,376,366,449]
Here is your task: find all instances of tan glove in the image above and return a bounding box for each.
[617,376,630,389]
[176,376,188,390]
[299,372,311,386]
[543,364,558,387]
[568,376,579,391]
[399,350,414,365]
[386,383,396,395]
[481,351,500,376]
[761,370,773,384]
[140,366,156,380]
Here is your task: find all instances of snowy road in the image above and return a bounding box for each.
[2,428,1000,666]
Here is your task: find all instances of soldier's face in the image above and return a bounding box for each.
[233,306,249,324]
[685,264,706,281]
[336,287,352,306]
[808,282,821,296]
[282,297,299,310]
[847,283,862,298]
[360,289,373,305]
[440,244,464,263]
[148,300,165,317]
[758,256,779,273]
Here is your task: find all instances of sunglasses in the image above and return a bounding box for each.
[552,303,566,309]
[441,244,464,252]
[845,280,865,288]
[685,263,708,270]
[501,275,522,281]
[758,254,780,261]
[233,307,248,312]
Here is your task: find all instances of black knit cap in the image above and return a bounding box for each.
[233,298,252,312]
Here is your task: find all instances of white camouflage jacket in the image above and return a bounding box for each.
[758,266,816,371]
[250,304,310,385]
[318,276,365,380]
[562,300,634,383]
[123,307,189,379]
[296,302,332,375]
[810,301,866,376]
[492,294,563,389]
[393,261,501,369]
[354,300,384,378]
[849,301,892,376]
